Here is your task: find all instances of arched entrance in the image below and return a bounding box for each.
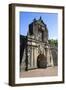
[37,54,47,68]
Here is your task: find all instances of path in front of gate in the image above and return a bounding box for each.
[20,66,58,78]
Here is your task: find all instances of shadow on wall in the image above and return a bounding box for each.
[20,35,27,64]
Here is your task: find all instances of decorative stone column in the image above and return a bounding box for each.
[34,47,37,68]
[31,47,33,68]
[47,47,51,67]
[33,47,34,67]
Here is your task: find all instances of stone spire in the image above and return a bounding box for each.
[39,16,42,20]
[33,18,36,22]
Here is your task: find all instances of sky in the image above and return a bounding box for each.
[20,12,58,40]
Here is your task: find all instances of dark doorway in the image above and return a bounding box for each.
[37,54,47,68]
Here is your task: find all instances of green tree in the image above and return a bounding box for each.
[48,39,58,47]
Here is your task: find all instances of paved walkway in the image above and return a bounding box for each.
[20,66,58,78]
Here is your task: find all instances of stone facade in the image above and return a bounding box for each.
[20,17,58,71]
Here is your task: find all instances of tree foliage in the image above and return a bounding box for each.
[48,39,58,47]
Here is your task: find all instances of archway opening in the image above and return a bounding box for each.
[37,54,47,68]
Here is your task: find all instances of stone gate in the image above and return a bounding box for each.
[20,17,58,71]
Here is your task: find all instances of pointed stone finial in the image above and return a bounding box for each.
[33,18,36,22]
[39,16,42,20]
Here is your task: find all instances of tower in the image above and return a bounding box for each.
[27,17,49,69]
